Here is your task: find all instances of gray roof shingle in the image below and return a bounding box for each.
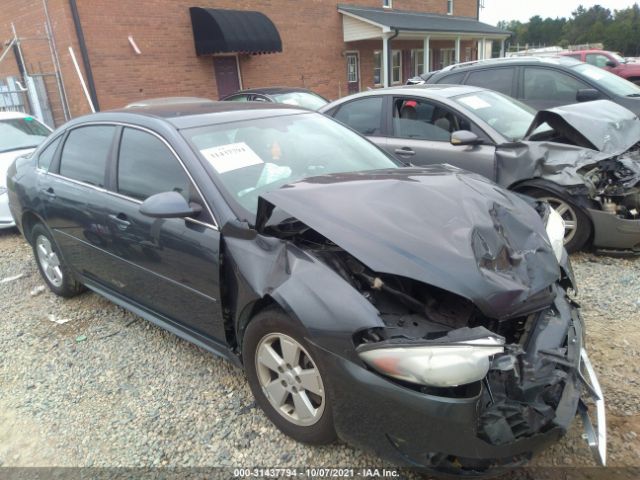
[338,4,510,36]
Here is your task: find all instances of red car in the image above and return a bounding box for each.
[561,49,640,85]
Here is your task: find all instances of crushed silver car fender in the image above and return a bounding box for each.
[495,100,640,252]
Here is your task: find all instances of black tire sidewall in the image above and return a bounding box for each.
[242,308,336,444]
[31,224,83,298]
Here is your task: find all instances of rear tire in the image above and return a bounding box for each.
[243,307,337,444]
[522,189,592,253]
[31,223,84,298]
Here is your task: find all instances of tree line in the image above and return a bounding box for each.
[497,4,640,56]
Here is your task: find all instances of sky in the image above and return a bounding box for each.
[479,0,635,25]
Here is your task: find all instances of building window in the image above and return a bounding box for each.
[411,49,424,76]
[440,48,455,68]
[447,0,454,15]
[383,0,392,8]
[373,51,382,85]
[392,50,402,84]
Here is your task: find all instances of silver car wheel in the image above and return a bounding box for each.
[35,235,63,288]
[255,333,325,427]
[541,197,578,245]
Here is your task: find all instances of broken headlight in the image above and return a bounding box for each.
[358,337,504,388]
[545,207,565,262]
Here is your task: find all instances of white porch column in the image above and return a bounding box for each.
[455,36,461,64]
[423,36,430,73]
[382,35,389,88]
[500,38,506,57]
[482,37,487,59]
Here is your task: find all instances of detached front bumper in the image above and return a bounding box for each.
[589,208,640,254]
[323,289,606,475]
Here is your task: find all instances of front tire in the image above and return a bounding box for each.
[243,308,336,444]
[523,189,592,253]
[31,223,84,297]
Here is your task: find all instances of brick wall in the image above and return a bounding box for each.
[0,0,480,121]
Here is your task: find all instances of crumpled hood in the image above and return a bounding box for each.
[258,166,560,320]
[525,100,640,154]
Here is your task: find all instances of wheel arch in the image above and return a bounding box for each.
[21,210,47,245]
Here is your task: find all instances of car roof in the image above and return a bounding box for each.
[229,87,318,96]
[324,84,486,106]
[0,111,33,120]
[431,55,582,75]
[68,100,312,130]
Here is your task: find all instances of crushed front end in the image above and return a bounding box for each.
[580,150,640,253]
[254,168,606,475]
[337,263,605,475]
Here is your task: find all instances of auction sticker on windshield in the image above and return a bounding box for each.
[201,142,264,174]
[458,95,491,110]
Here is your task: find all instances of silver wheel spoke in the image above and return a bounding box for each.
[258,344,285,373]
[564,221,577,230]
[38,243,49,257]
[51,266,63,283]
[298,368,323,396]
[281,338,300,367]
[291,390,316,420]
[555,203,569,216]
[263,379,289,407]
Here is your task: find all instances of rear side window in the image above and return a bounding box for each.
[37,136,62,171]
[466,68,514,95]
[436,72,466,84]
[523,67,590,102]
[586,53,611,68]
[117,128,192,202]
[59,126,115,187]
[333,97,384,135]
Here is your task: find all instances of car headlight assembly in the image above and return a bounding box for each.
[545,207,566,262]
[358,337,504,388]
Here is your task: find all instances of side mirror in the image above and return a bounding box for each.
[139,191,202,218]
[605,60,617,68]
[576,88,601,102]
[451,130,482,146]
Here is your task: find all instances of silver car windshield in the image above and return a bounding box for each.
[182,113,398,218]
[573,63,640,97]
[452,90,545,141]
[0,116,50,153]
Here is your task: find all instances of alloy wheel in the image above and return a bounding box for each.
[35,235,64,288]
[541,197,578,245]
[255,333,325,427]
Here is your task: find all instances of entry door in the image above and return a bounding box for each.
[346,52,360,94]
[214,56,241,99]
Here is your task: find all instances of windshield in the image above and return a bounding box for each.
[573,63,640,97]
[183,113,398,220]
[271,92,328,110]
[0,116,50,153]
[452,90,544,141]
[610,52,627,64]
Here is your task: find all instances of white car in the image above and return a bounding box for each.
[0,112,51,228]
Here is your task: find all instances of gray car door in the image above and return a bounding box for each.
[382,96,497,181]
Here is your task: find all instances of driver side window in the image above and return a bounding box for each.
[391,97,473,142]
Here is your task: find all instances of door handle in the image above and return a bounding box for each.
[394,147,416,157]
[108,213,131,228]
[40,187,56,198]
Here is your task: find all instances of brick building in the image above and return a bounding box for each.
[0,0,508,127]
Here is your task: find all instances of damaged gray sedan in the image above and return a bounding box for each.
[7,101,605,475]
[322,86,640,254]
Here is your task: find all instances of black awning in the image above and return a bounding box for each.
[189,7,282,56]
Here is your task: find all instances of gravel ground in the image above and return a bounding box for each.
[0,227,639,477]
